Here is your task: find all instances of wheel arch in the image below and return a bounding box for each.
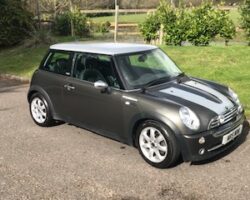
[27,85,56,117]
[130,114,182,148]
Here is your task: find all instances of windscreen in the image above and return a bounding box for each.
[115,48,181,89]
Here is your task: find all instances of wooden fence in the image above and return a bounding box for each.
[80,8,156,14]
[38,6,235,43]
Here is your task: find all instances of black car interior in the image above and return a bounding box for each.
[55,58,72,75]
[43,51,120,89]
[117,55,166,88]
[45,52,72,76]
[74,54,120,88]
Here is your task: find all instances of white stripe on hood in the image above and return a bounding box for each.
[160,80,234,115]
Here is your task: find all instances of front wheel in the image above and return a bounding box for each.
[29,93,54,127]
[136,121,180,168]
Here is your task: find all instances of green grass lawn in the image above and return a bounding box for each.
[0,44,249,117]
[228,8,241,25]
[0,45,48,77]
[161,45,250,117]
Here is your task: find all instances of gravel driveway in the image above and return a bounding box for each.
[0,79,250,200]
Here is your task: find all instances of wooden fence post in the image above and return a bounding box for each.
[69,0,75,37]
[114,5,119,43]
[159,24,164,45]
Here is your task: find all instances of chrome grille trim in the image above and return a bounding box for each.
[208,106,238,129]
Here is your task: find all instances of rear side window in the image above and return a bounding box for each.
[42,51,73,76]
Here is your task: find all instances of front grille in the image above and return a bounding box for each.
[209,106,238,129]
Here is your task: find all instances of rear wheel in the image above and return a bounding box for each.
[30,93,54,127]
[136,120,180,168]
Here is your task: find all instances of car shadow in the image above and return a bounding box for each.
[191,121,250,166]
[67,120,250,168]
[52,120,65,127]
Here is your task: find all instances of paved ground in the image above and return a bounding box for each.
[0,79,250,200]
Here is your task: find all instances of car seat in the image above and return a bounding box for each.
[80,57,106,83]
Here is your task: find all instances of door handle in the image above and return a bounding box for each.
[64,84,75,91]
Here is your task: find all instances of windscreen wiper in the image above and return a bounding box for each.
[142,76,171,93]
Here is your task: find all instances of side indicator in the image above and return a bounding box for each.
[125,101,130,105]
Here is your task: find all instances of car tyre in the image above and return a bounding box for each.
[29,93,54,127]
[136,120,180,168]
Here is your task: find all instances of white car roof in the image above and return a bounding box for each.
[50,42,157,55]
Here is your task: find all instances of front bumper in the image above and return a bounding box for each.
[180,114,249,162]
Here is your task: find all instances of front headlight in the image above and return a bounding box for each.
[228,88,240,105]
[229,88,243,113]
[179,107,200,130]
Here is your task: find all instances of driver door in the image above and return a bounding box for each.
[62,52,124,140]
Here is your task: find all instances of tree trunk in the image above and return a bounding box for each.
[53,0,57,19]
[225,40,229,46]
[35,0,41,29]
[170,0,178,7]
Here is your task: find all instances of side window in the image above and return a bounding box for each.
[73,53,121,89]
[42,51,73,76]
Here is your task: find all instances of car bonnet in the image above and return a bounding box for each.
[149,80,234,116]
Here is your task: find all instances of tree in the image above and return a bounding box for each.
[240,0,250,46]
[54,10,90,37]
[0,0,33,47]
[139,2,236,46]
[157,2,190,46]
[187,3,233,46]
[217,11,236,46]
[139,13,161,43]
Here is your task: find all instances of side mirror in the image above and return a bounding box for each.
[94,80,109,92]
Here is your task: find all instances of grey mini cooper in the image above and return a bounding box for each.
[28,42,248,168]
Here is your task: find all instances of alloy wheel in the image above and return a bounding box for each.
[139,127,168,163]
[31,97,47,124]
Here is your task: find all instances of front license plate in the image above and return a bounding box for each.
[222,125,243,145]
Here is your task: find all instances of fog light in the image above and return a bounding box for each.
[199,148,205,155]
[198,137,205,144]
